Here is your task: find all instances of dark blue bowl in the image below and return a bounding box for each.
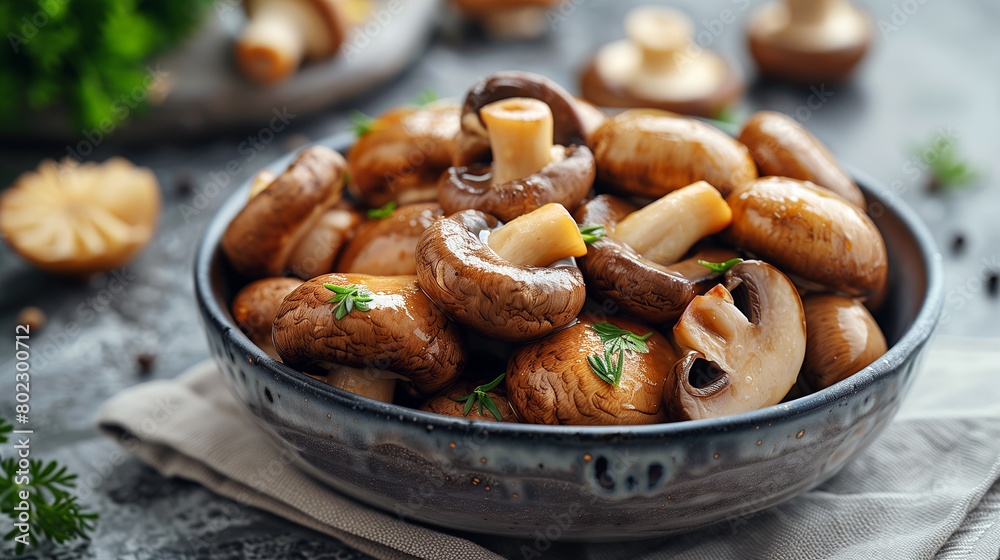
[195,132,943,540]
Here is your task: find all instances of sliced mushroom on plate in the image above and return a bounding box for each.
[801,294,887,390]
[336,202,444,276]
[416,204,587,342]
[231,277,304,359]
[667,260,806,421]
[273,273,466,403]
[591,109,757,198]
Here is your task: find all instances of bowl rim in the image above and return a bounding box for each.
[194,131,944,440]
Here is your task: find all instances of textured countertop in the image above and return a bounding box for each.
[0,0,997,557]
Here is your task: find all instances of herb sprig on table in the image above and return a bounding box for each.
[587,323,653,386]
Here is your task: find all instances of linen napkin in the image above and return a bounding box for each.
[96,337,1000,560]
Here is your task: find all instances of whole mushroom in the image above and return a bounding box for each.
[231,277,304,359]
[667,260,806,421]
[801,294,887,390]
[273,273,466,402]
[449,0,563,40]
[506,317,678,426]
[591,109,757,198]
[738,111,865,208]
[336,202,444,276]
[416,204,587,342]
[420,376,518,422]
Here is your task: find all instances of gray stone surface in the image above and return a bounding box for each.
[0,0,997,557]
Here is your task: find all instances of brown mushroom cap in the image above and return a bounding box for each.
[574,195,739,324]
[667,260,806,421]
[438,144,595,222]
[232,277,304,359]
[453,71,590,167]
[506,316,678,425]
[336,203,444,276]
[347,101,460,208]
[591,109,757,198]
[273,273,466,396]
[284,200,363,279]
[419,380,519,422]
[801,293,887,390]
[415,210,586,342]
[243,0,347,58]
[222,146,348,279]
[738,111,865,208]
[725,176,888,299]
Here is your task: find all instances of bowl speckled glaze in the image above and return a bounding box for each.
[195,132,943,541]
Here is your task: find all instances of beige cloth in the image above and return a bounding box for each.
[97,337,1000,560]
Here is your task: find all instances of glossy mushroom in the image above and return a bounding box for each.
[667,260,806,421]
[748,0,872,83]
[231,277,303,359]
[575,186,738,324]
[725,176,888,299]
[580,6,743,118]
[801,294,887,390]
[273,273,466,402]
[738,111,865,208]
[415,205,587,342]
[336,202,444,276]
[506,317,678,425]
[221,146,352,279]
[347,100,461,208]
[420,379,518,422]
[591,109,757,198]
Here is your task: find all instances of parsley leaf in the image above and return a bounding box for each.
[366,201,397,219]
[579,224,606,245]
[324,284,374,319]
[698,258,743,274]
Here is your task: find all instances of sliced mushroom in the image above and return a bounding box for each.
[580,6,743,118]
[347,100,461,208]
[420,379,518,422]
[273,273,466,402]
[591,109,757,198]
[738,111,865,208]
[416,205,587,342]
[222,146,350,279]
[725,176,888,299]
[231,277,304,359]
[575,186,738,324]
[440,96,595,221]
[748,0,872,83]
[667,260,806,421]
[801,294,886,390]
[336,202,444,275]
[506,317,678,425]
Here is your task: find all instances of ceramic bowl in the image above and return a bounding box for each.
[194,132,943,540]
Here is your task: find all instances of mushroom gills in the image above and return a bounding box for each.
[486,203,587,267]
[319,362,407,404]
[481,97,563,186]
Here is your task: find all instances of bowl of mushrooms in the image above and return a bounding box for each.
[195,71,943,540]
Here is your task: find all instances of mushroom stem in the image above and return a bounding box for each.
[236,1,309,84]
[324,364,399,403]
[787,0,836,24]
[481,97,554,186]
[249,169,277,200]
[625,6,692,73]
[613,181,732,265]
[480,7,550,39]
[487,203,586,267]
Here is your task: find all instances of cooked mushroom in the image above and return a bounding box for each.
[416,204,587,342]
[347,100,461,208]
[667,260,806,421]
[449,0,562,40]
[440,96,595,221]
[236,0,350,84]
[738,111,865,208]
[222,146,352,279]
[420,377,518,422]
[725,176,888,299]
[575,186,739,324]
[336,202,444,275]
[748,0,872,83]
[273,273,466,402]
[506,317,678,425]
[580,6,743,118]
[231,277,304,359]
[591,109,757,198]
[801,294,887,390]
[0,157,161,275]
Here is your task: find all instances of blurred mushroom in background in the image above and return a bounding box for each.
[449,0,563,39]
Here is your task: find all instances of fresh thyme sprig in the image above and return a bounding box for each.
[324,284,373,319]
[452,373,506,421]
[366,201,397,219]
[920,140,979,192]
[586,323,653,386]
[579,224,606,245]
[350,110,377,137]
[698,258,743,274]
[413,89,440,107]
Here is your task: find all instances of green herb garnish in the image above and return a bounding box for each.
[586,323,653,386]
[699,258,743,274]
[452,373,506,421]
[0,418,11,444]
[579,224,606,245]
[324,284,373,319]
[366,201,397,220]
[350,110,377,137]
[413,89,439,107]
[920,140,980,192]
[711,106,739,126]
